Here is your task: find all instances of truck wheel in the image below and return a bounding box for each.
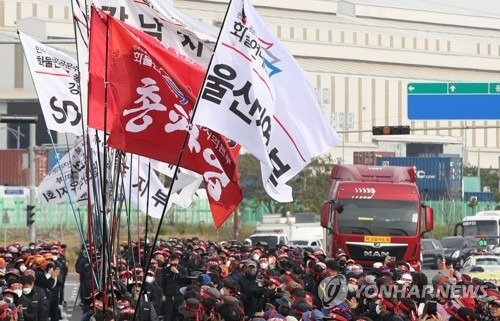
[434,257,443,270]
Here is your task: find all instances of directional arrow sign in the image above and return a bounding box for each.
[408,82,500,120]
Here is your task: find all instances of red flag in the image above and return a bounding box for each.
[89,8,242,228]
[88,8,114,131]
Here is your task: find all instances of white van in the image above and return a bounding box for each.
[249,233,289,249]
[288,239,324,250]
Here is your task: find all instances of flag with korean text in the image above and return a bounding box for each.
[70,0,90,130]
[38,137,89,205]
[192,0,339,202]
[88,0,216,131]
[122,155,176,218]
[92,9,242,228]
[18,31,83,135]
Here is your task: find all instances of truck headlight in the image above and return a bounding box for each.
[452,250,459,258]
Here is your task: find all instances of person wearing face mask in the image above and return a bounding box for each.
[144,270,162,315]
[161,253,186,321]
[129,282,160,321]
[258,256,270,271]
[228,261,255,318]
[51,247,68,308]
[19,274,49,321]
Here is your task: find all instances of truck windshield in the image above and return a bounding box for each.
[336,199,419,236]
[462,220,498,236]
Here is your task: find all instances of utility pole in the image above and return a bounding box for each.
[29,123,36,243]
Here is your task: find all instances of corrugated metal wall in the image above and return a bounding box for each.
[0,149,48,186]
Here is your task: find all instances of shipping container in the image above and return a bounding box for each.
[464,192,495,203]
[418,153,461,158]
[353,151,396,166]
[376,156,463,193]
[420,190,462,201]
[0,149,48,186]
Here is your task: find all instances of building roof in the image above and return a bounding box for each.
[297,58,500,81]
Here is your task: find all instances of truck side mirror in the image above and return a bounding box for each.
[321,203,331,229]
[425,206,434,232]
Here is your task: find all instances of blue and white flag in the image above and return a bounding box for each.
[193,0,339,202]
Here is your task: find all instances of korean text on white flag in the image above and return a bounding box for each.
[193,0,338,202]
[18,31,83,135]
[38,137,89,205]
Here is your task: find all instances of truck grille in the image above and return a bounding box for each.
[346,243,407,262]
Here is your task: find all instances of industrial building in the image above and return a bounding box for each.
[0,0,499,169]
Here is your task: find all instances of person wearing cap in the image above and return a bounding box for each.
[130,282,160,321]
[144,270,163,316]
[232,260,257,317]
[177,298,201,321]
[448,307,480,321]
[488,299,500,321]
[51,247,68,308]
[396,298,417,321]
[161,253,187,321]
[377,296,404,321]
[74,248,92,312]
[251,275,283,314]
[218,302,244,321]
[19,274,49,321]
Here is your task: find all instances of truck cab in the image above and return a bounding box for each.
[321,164,434,271]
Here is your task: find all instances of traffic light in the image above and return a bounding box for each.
[372,125,411,135]
[26,205,35,227]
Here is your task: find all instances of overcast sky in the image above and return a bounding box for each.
[349,0,500,18]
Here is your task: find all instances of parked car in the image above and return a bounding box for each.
[459,255,500,288]
[440,236,478,268]
[422,238,445,269]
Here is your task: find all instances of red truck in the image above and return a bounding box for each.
[320,164,434,271]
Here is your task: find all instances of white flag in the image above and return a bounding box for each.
[95,0,215,66]
[38,137,89,205]
[144,0,219,42]
[123,155,173,218]
[18,31,83,135]
[193,0,339,202]
[70,0,89,129]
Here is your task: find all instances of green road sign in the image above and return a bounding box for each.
[407,83,448,94]
[448,83,489,94]
[408,81,500,119]
[478,239,488,247]
[489,83,500,94]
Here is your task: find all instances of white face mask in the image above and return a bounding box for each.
[22,288,32,295]
[226,261,231,267]
[220,288,225,296]
[52,256,58,261]
[145,276,154,283]
[19,265,27,273]
[259,263,268,270]
[117,305,124,310]
[252,254,260,261]
[376,305,382,315]
[13,290,22,297]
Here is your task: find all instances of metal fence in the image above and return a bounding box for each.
[0,196,497,230]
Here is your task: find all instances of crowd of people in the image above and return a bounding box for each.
[0,241,69,321]
[74,237,500,321]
